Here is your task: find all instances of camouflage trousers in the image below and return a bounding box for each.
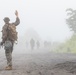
[4,41,13,67]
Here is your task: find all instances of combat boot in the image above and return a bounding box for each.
[5,66,12,70]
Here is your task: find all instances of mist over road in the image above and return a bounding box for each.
[0,48,76,75]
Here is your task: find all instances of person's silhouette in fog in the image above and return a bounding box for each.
[30,38,35,50]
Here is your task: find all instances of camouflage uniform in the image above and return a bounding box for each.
[2,17,20,67]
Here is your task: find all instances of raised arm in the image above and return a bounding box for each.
[13,10,20,26]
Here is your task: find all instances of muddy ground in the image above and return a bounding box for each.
[0,49,76,75]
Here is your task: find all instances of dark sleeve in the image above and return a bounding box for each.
[13,17,20,26]
[1,25,8,43]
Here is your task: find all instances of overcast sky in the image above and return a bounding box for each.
[0,0,75,42]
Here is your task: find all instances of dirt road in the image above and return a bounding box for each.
[0,49,76,75]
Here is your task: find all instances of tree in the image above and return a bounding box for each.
[66,8,76,33]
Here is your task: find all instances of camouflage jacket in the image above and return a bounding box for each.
[1,17,20,43]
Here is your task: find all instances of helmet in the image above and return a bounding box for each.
[3,17,10,22]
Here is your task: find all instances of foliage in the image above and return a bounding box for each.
[55,34,76,53]
[66,8,76,33]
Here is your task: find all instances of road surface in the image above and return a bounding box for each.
[0,49,76,75]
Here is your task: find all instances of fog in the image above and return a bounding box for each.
[0,1,76,74]
[0,0,76,54]
[0,0,75,41]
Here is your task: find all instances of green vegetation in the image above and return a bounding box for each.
[66,8,76,33]
[55,34,76,53]
[51,8,76,53]
[55,8,76,53]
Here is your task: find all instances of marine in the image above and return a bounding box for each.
[0,10,20,70]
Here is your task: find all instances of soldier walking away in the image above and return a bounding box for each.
[30,38,35,50]
[0,10,20,70]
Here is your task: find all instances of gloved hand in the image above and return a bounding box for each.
[0,42,4,45]
[0,42,4,48]
[15,10,18,17]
